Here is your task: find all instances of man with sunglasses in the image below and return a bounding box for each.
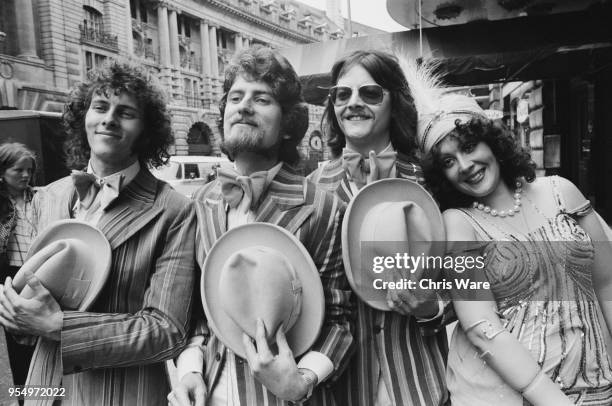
[308,50,449,406]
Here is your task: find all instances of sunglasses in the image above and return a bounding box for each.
[329,85,388,106]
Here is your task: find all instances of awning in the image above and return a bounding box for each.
[279,2,612,105]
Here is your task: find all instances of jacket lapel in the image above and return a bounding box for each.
[97,168,162,250]
[395,152,421,180]
[316,158,353,204]
[201,183,227,250]
[254,163,313,235]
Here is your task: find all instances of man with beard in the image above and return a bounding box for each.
[168,45,353,406]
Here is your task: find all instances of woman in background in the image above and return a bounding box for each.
[0,142,37,385]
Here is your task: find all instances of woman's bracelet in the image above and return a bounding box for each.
[520,369,546,395]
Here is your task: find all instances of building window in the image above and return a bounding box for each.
[80,6,118,51]
[84,50,108,76]
[139,2,148,23]
[83,6,103,34]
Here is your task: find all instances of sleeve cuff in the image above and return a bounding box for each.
[297,351,334,384]
[416,298,445,323]
[175,336,205,381]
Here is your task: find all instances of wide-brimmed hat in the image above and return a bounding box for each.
[202,223,324,358]
[342,179,445,310]
[12,220,112,311]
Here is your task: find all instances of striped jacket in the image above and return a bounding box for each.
[31,168,196,406]
[308,154,449,406]
[192,162,354,406]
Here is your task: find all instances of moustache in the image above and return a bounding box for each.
[229,116,258,126]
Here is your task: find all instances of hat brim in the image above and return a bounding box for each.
[202,223,325,358]
[342,179,446,311]
[18,219,112,311]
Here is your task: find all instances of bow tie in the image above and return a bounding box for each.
[217,167,271,211]
[71,170,122,210]
[342,149,397,189]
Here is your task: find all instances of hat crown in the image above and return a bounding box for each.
[218,246,302,343]
[13,220,112,311]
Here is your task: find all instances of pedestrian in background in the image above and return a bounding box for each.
[0,142,37,386]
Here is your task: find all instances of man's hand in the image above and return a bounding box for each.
[0,274,63,341]
[167,372,207,406]
[242,319,311,402]
[385,267,441,318]
[387,288,440,318]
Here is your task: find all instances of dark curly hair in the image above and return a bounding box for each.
[217,45,308,165]
[322,50,419,159]
[62,60,173,169]
[422,117,536,210]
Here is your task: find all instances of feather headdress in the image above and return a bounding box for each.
[396,53,487,154]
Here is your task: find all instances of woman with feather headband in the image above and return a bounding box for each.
[416,58,612,404]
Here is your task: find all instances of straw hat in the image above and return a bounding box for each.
[201,223,324,358]
[12,220,112,311]
[342,179,445,310]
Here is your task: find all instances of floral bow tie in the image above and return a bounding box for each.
[217,167,271,211]
[341,149,397,189]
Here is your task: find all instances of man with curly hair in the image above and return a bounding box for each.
[168,45,353,406]
[0,60,196,406]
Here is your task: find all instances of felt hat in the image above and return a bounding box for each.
[201,223,324,358]
[12,220,112,311]
[342,178,445,310]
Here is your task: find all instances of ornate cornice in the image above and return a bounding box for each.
[202,0,315,43]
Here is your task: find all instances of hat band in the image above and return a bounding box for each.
[421,109,488,152]
[284,279,303,333]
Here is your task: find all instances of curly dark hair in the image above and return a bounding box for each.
[322,50,419,159]
[62,60,173,169]
[422,117,536,210]
[217,45,308,165]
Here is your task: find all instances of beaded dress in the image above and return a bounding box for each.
[446,177,612,405]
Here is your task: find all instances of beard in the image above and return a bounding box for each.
[222,126,281,160]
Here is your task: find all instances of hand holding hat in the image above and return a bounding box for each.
[201,223,325,402]
[0,220,112,394]
[0,272,62,340]
[342,179,445,314]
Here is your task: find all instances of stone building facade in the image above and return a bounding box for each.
[0,0,383,161]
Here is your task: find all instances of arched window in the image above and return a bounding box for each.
[187,122,213,155]
[83,6,103,35]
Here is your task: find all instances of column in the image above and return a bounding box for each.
[168,8,180,67]
[209,25,219,78]
[125,1,134,56]
[243,36,250,49]
[157,3,171,66]
[233,32,242,51]
[14,0,40,59]
[200,20,211,76]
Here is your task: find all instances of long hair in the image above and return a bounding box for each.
[63,60,173,169]
[217,45,308,165]
[422,117,536,210]
[322,50,419,159]
[0,142,37,189]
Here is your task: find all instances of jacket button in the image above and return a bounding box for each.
[215,352,221,361]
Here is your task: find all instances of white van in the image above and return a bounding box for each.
[150,155,232,198]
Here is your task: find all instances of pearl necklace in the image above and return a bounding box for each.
[473,181,523,218]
